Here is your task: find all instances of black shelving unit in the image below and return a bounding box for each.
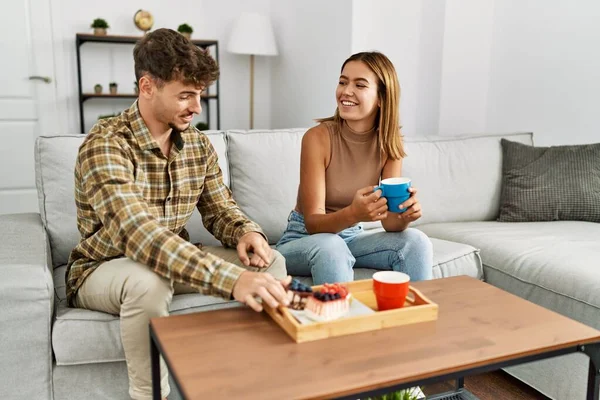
[75,33,220,133]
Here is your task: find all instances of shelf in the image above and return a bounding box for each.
[76,33,218,47]
[76,33,220,132]
[82,93,218,101]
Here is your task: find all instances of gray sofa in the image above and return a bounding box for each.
[1,129,598,400]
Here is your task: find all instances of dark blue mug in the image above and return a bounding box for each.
[374,177,412,213]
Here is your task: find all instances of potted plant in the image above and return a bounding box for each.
[98,113,116,120]
[366,387,423,400]
[195,121,208,131]
[94,84,103,94]
[109,82,118,94]
[177,23,193,39]
[91,18,109,36]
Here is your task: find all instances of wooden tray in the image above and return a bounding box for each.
[264,279,438,343]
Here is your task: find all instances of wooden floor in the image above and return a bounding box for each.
[422,370,550,400]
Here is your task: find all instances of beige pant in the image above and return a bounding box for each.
[74,247,287,400]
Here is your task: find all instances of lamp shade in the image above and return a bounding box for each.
[227,12,278,56]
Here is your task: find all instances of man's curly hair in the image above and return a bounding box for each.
[133,28,219,88]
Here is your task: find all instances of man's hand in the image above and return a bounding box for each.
[237,231,272,268]
[232,272,292,312]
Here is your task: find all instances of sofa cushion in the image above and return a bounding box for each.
[417,221,600,329]
[185,131,230,247]
[52,266,240,365]
[498,139,600,222]
[35,135,83,268]
[35,132,228,267]
[227,129,307,244]
[401,132,533,226]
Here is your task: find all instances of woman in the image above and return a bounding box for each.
[276,51,433,285]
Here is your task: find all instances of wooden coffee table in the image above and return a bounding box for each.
[149,276,600,400]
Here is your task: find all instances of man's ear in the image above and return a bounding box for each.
[138,76,154,97]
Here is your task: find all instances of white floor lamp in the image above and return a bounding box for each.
[227,12,278,129]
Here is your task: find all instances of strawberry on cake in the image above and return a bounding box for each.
[304,283,352,322]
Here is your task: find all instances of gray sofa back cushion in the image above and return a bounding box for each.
[35,135,83,267]
[34,132,229,268]
[402,132,533,226]
[227,129,307,244]
[225,130,533,243]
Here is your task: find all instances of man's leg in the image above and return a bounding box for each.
[74,258,173,400]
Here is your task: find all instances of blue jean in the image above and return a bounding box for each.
[276,210,433,284]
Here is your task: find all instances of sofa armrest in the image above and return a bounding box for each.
[0,213,53,400]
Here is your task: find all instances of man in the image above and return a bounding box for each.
[67,28,290,400]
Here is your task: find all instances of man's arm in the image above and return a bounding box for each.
[79,136,246,299]
[196,136,265,247]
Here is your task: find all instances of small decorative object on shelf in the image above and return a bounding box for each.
[177,23,194,39]
[109,82,118,94]
[98,113,117,120]
[94,84,103,94]
[91,18,109,36]
[134,9,154,33]
[195,121,208,131]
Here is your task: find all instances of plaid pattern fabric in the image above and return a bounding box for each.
[498,139,600,222]
[66,101,263,306]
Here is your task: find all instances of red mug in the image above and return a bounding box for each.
[373,271,410,311]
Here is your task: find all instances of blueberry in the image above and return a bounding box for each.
[324,294,331,301]
[334,293,341,299]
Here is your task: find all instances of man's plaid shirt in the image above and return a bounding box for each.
[66,101,263,306]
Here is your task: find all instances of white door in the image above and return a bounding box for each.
[0,0,58,215]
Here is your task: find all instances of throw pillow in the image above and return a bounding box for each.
[498,139,600,222]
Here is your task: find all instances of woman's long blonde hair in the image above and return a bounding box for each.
[317,51,405,160]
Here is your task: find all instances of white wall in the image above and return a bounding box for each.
[486,0,600,145]
[352,0,421,135]
[415,0,445,136]
[438,0,495,136]
[50,0,271,134]
[351,0,445,136]
[270,0,351,129]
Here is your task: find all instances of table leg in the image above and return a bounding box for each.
[150,328,161,400]
[581,344,600,400]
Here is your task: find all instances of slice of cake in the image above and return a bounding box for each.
[304,283,352,322]
[286,278,313,310]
